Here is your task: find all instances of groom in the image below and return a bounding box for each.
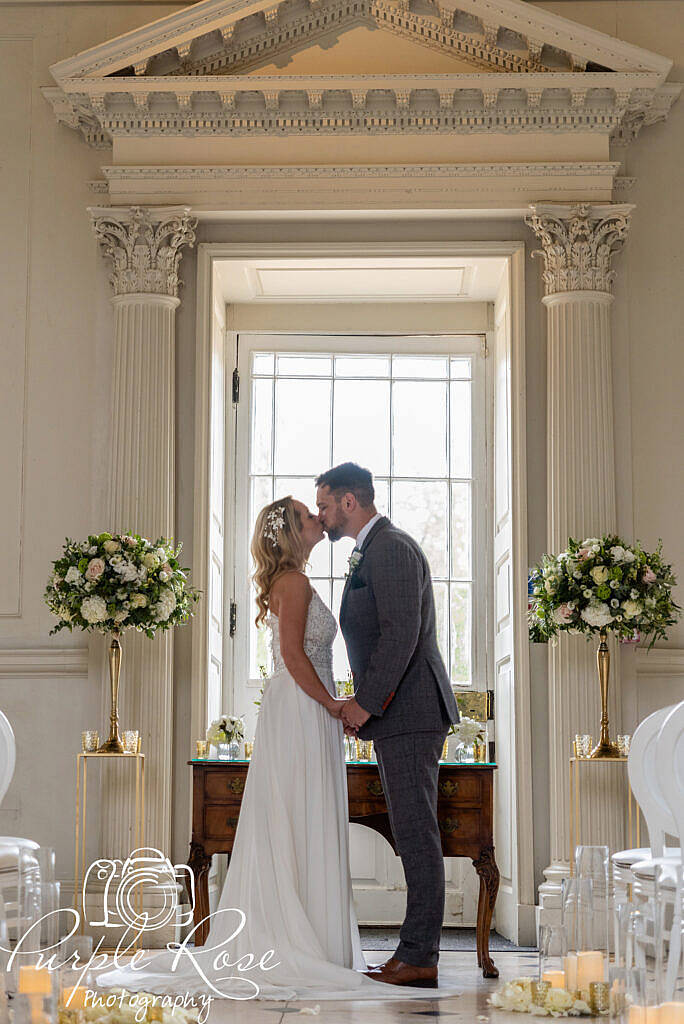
[315,462,459,988]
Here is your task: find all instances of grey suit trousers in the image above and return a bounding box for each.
[374,727,450,967]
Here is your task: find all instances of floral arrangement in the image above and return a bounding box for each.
[45,533,201,639]
[489,978,592,1018]
[528,535,680,649]
[449,715,485,747]
[207,714,245,747]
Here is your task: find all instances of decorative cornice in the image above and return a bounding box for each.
[0,647,89,677]
[42,75,680,149]
[525,202,633,296]
[88,206,197,297]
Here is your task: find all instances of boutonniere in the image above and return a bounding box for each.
[346,550,363,579]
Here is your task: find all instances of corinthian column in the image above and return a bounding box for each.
[89,206,196,865]
[525,203,633,928]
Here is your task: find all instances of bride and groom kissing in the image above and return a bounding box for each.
[99,461,460,1002]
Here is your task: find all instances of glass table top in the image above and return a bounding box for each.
[189,758,497,767]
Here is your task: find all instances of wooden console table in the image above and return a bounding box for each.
[187,759,500,978]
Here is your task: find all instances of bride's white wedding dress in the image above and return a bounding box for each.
[97,589,454,1002]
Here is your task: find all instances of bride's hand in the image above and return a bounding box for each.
[327,697,350,719]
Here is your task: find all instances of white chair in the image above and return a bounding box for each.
[613,706,680,903]
[0,711,41,943]
[654,701,684,1001]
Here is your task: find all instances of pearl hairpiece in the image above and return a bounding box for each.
[263,506,286,548]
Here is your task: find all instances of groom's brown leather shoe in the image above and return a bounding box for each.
[363,957,438,987]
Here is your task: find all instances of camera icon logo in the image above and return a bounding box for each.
[83,846,196,932]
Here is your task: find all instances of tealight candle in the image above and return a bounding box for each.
[62,986,87,1009]
[18,967,52,994]
[542,970,566,989]
[576,950,604,991]
[657,1004,684,1024]
[563,953,578,993]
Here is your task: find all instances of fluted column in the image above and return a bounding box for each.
[89,206,196,861]
[526,203,633,921]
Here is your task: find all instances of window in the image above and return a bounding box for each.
[232,334,487,698]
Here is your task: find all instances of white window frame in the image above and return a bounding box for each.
[229,332,490,708]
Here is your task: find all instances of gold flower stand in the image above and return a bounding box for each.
[74,751,145,950]
[568,755,641,876]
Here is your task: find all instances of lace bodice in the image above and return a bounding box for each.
[267,588,337,693]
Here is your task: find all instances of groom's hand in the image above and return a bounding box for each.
[341,697,372,730]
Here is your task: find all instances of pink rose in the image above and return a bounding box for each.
[577,548,590,561]
[86,557,105,581]
[642,566,657,584]
[553,603,574,625]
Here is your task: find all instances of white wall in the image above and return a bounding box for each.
[1,0,683,899]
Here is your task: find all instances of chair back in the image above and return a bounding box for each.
[0,711,16,806]
[656,699,684,854]
[628,705,677,858]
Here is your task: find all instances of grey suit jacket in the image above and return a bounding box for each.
[339,517,460,740]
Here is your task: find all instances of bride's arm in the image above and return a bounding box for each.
[271,573,341,716]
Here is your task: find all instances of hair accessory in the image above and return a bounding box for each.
[264,506,286,548]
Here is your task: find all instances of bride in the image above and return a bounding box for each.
[97,496,447,1002]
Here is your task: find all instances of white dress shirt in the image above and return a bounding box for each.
[354,512,383,551]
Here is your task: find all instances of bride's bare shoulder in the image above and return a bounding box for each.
[269,570,311,615]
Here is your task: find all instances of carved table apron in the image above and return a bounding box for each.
[187,760,500,978]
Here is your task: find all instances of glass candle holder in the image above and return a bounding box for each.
[81,730,98,753]
[195,739,208,759]
[539,923,568,989]
[617,735,631,757]
[575,734,594,758]
[441,737,449,761]
[122,730,139,754]
[244,741,254,759]
[575,845,611,955]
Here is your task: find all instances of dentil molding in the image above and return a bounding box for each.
[525,202,633,296]
[89,206,198,297]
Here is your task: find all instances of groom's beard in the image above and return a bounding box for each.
[325,526,344,542]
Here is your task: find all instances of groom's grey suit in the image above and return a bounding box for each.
[339,516,459,968]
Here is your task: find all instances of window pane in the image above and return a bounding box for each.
[333,379,390,475]
[250,477,273,536]
[393,381,447,477]
[274,378,331,474]
[450,380,471,478]
[251,622,272,680]
[450,583,471,685]
[335,355,390,377]
[433,581,449,670]
[392,480,448,578]
[332,535,356,580]
[250,378,273,474]
[332,579,351,680]
[374,478,390,517]
[393,355,448,379]
[277,354,331,376]
[275,477,329,577]
[450,357,472,379]
[451,481,472,580]
[252,353,274,375]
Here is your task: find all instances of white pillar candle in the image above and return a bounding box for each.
[628,1007,660,1023]
[575,950,604,991]
[542,970,566,989]
[563,953,578,992]
[657,1004,684,1023]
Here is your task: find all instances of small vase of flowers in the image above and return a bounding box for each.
[448,716,485,762]
[207,715,245,760]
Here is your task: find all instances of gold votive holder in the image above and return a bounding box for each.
[531,980,551,1006]
[473,738,487,763]
[195,739,208,759]
[244,740,254,759]
[356,739,373,761]
[589,981,610,1015]
[122,729,139,754]
[81,730,99,753]
[441,738,449,761]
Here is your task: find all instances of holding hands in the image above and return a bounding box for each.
[326,695,372,735]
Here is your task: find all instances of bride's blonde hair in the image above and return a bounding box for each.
[251,496,306,626]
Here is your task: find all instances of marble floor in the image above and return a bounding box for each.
[205,950,545,1024]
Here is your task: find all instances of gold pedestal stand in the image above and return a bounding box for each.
[589,629,620,759]
[74,752,145,951]
[568,755,641,875]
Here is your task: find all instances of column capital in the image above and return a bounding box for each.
[88,205,197,299]
[525,202,634,297]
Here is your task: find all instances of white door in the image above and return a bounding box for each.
[229,333,489,923]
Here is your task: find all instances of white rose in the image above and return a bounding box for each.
[610,545,626,563]
[623,550,636,563]
[590,565,609,585]
[103,540,121,554]
[85,557,105,581]
[65,566,82,584]
[130,593,148,608]
[113,609,129,624]
[623,599,642,617]
[546,988,574,1013]
[580,602,613,628]
[143,553,159,570]
[80,595,108,623]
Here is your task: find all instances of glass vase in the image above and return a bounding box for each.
[217,740,240,760]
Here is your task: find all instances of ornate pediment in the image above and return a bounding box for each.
[43,0,679,149]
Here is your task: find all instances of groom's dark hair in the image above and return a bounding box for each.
[315,462,375,508]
